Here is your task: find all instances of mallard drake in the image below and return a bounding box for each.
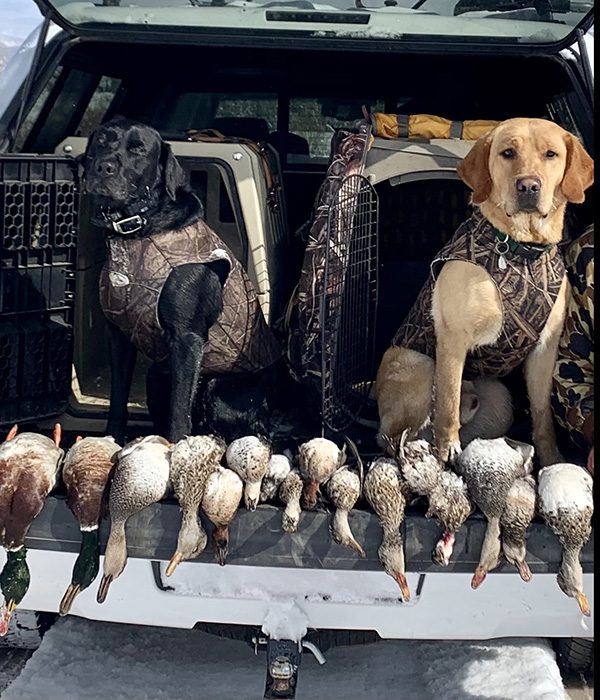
[500,474,536,582]
[538,463,593,616]
[166,435,226,576]
[426,470,472,566]
[363,457,410,602]
[298,437,346,509]
[260,452,292,503]
[0,424,63,635]
[97,435,171,603]
[225,436,271,511]
[201,466,243,565]
[455,437,532,589]
[326,466,365,558]
[278,469,303,533]
[59,435,120,616]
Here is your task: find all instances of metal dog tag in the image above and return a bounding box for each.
[494,235,510,272]
[109,271,130,287]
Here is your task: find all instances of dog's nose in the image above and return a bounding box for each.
[516,176,541,211]
[95,159,117,177]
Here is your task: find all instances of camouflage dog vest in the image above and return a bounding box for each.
[99,221,281,374]
[392,208,566,378]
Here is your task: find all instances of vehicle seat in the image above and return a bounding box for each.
[267,131,310,156]
[210,117,270,142]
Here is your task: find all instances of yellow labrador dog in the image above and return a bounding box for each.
[376,118,594,466]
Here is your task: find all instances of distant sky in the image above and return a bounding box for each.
[1,0,43,40]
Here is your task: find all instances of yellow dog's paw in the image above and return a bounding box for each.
[436,437,462,464]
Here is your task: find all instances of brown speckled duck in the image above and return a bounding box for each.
[363,457,410,602]
[426,470,473,566]
[166,435,226,576]
[0,424,63,635]
[97,435,171,603]
[538,463,593,616]
[326,466,365,558]
[278,469,304,533]
[298,438,346,509]
[226,436,271,511]
[59,435,120,616]
[500,474,536,582]
[201,466,243,565]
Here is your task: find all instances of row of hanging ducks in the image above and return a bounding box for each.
[0,425,593,636]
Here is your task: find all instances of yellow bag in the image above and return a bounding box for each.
[370,113,499,140]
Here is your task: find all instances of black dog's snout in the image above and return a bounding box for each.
[516,176,541,211]
[95,159,118,177]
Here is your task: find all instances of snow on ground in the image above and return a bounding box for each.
[3,618,568,700]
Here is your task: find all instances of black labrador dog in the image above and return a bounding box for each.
[82,116,282,444]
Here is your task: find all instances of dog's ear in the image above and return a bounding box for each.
[561,132,594,203]
[457,132,494,204]
[161,142,186,201]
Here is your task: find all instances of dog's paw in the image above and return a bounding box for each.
[436,437,462,465]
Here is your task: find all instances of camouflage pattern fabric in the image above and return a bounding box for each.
[287,123,372,383]
[392,207,566,378]
[551,226,594,452]
[99,221,281,374]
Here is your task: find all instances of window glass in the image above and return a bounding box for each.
[289,97,384,161]
[77,76,122,136]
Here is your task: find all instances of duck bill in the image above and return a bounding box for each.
[348,537,366,559]
[53,423,62,447]
[433,532,455,567]
[516,560,533,583]
[6,424,18,441]
[471,567,487,590]
[96,574,113,604]
[59,583,81,617]
[394,573,411,602]
[215,541,229,566]
[576,592,591,617]
[165,552,184,577]
[0,600,17,637]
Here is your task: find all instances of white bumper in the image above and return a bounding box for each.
[13,549,594,640]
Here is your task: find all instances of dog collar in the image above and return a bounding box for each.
[489,227,554,261]
[109,214,147,235]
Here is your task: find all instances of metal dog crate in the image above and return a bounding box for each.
[0,156,78,425]
[295,134,475,434]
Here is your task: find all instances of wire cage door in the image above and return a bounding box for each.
[321,174,378,433]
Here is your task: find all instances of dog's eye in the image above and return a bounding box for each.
[128,143,146,154]
[96,135,106,146]
[545,150,558,159]
[501,148,515,159]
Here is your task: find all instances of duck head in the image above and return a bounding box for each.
[378,532,410,602]
[213,525,230,566]
[557,549,590,617]
[0,548,31,636]
[166,515,208,577]
[59,530,100,616]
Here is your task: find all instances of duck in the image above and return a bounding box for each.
[298,437,346,509]
[326,465,365,558]
[97,435,171,603]
[500,474,536,582]
[278,469,304,533]
[426,470,473,566]
[455,437,532,589]
[363,457,410,602]
[166,435,226,577]
[201,466,243,565]
[225,436,271,511]
[59,435,120,616]
[392,431,443,499]
[537,463,593,616]
[260,451,292,503]
[0,424,63,636]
